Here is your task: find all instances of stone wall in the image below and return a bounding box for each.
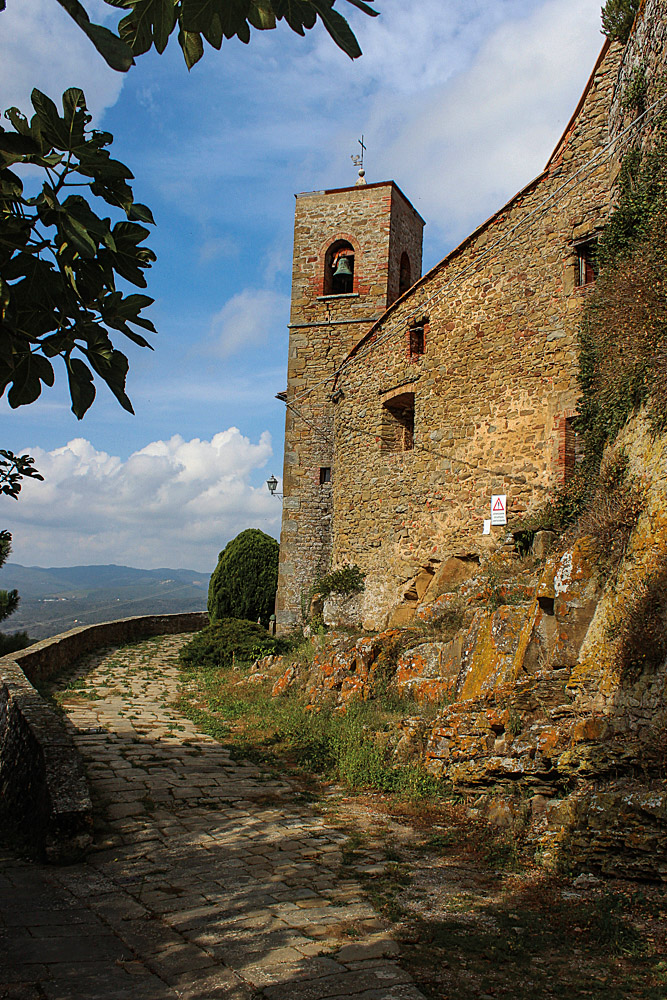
[264,467,667,879]
[275,182,424,630]
[331,41,622,630]
[0,612,207,862]
[608,0,667,146]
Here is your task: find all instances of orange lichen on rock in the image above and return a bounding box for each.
[457,603,537,701]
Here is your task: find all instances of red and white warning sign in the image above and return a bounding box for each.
[491,494,507,526]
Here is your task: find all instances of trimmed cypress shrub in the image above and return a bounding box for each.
[208,528,279,626]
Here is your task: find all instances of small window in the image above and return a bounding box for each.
[381,392,414,452]
[324,239,355,295]
[559,415,582,482]
[399,252,412,296]
[409,324,425,358]
[319,467,331,484]
[575,239,597,287]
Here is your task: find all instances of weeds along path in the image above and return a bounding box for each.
[0,634,425,1000]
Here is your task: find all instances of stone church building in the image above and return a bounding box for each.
[275,2,665,632]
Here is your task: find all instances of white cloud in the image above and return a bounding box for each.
[367,0,605,246]
[198,235,240,263]
[143,0,604,252]
[207,289,290,358]
[3,431,281,572]
[0,0,124,118]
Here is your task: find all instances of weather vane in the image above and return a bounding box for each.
[351,135,366,185]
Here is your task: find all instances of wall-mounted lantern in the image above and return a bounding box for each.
[266,474,283,498]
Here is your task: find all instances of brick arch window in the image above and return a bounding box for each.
[399,252,412,296]
[324,239,355,295]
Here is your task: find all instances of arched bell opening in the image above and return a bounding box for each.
[324,239,355,295]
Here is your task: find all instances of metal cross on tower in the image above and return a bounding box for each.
[351,135,366,185]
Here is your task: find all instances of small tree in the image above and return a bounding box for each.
[208,528,279,625]
[601,0,640,44]
[0,530,30,654]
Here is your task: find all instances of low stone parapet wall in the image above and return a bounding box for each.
[0,612,207,863]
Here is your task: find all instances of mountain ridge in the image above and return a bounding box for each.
[0,562,210,641]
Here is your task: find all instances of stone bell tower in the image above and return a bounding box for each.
[275,177,424,630]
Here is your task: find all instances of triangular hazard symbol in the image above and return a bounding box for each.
[492,497,505,511]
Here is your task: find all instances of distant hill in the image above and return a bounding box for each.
[0,563,210,641]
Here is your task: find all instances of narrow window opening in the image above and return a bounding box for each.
[324,239,355,295]
[319,466,331,485]
[575,239,598,287]
[399,252,412,296]
[409,324,425,358]
[381,392,415,452]
[560,415,582,482]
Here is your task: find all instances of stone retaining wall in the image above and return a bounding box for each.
[0,612,207,863]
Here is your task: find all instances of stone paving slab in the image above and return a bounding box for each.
[0,635,426,1000]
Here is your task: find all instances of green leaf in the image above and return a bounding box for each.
[62,214,99,258]
[341,0,378,17]
[119,7,152,55]
[4,108,31,137]
[66,356,96,419]
[2,86,156,419]
[120,0,178,56]
[0,166,23,199]
[310,0,362,58]
[104,221,155,286]
[119,293,154,313]
[127,202,156,224]
[247,1,276,29]
[0,131,41,157]
[55,0,135,70]
[86,18,139,64]
[154,0,178,52]
[178,27,205,67]
[272,0,314,33]
[62,87,87,123]
[202,13,223,48]
[86,347,134,414]
[31,353,56,387]
[31,89,76,150]
[6,355,46,409]
[30,89,61,130]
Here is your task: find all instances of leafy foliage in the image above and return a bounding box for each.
[208,528,279,625]
[0,529,31,652]
[577,120,667,466]
[518,471,594,534]
[178,655,441,799]
[179,617,289,669]
[0,530,19,624]
[316,562,365,600]
[601,0,640,43]
[0,629,31,656]
[0,451,43,499]
[621,64,647,118]
[605,564,667,681]
[1,88,156,418]
[52,0,379,71]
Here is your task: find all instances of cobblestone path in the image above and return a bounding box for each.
[1,635,425,1000]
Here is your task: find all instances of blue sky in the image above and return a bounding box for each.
[0,0,605,572]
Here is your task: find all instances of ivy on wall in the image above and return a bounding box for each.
[577,113,667,469]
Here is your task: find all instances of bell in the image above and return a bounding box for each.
[333,255,353,278]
